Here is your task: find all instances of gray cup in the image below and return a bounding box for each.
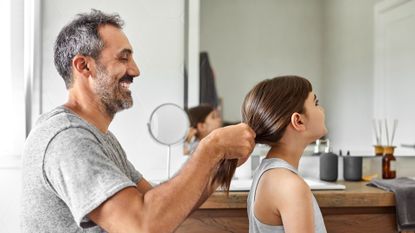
[319,152,338,182]
[343,156,362,181]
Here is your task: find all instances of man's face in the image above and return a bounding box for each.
[91,25,140,116]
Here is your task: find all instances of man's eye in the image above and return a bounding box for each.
[119,57,129,62]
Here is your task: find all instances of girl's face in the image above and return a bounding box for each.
[302,92,327,142]
[197,109,222,139]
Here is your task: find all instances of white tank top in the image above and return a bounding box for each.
[247,158,327,233]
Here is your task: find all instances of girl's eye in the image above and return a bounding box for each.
[315,99,319,106]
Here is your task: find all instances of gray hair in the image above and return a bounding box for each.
[54,9,124,89]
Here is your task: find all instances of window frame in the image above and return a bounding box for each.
[0,0,41,168]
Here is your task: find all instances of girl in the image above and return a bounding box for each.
[184,104,240,192]
[242,76,327,233]
[184,104,222,155]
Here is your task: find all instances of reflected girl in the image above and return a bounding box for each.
[184,104,222,155]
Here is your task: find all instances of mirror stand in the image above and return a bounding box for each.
[147,103,190,180]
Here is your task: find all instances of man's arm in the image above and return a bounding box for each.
[88,123,255,233]
[136,178,153,194]
[190,170,220,212]
[191,155,249,212]
[136,170,216,211]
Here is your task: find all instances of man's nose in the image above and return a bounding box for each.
[128,59,140,78]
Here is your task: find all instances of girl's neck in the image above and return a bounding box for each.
[266,142,306,169]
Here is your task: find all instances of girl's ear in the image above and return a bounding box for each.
[196,122,206,133]
[291,112,306,132]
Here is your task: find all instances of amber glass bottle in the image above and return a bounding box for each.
[382,146,396,179]
[374,145,384,156]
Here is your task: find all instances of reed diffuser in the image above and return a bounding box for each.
[372,119,383,156]
[382,119,398,179]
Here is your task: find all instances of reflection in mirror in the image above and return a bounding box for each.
[183,104,222,155]
[200,0,323,123]
[147,103,189,178]
[188,0,415,155]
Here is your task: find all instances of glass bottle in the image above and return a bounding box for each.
[374,145,384,156]
[382,146,396,179]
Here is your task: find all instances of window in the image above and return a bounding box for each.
[0,0,38,161]
[0,0,25,158]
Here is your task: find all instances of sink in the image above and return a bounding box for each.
[303,178,346,190]
[229,178,345,191]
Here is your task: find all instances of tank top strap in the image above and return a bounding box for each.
[250,158,298,204]
[261,158,298,175]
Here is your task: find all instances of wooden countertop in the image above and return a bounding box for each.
[199,181,395,209]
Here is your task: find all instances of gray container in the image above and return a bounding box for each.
[343,156,362,181]
[319,152,338,182]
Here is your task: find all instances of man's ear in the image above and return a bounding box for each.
[72,55,92,79]
[290,112,306,132]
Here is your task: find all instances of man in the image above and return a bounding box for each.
[21,10,255,233]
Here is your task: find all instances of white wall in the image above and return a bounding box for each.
[0,0,25,157]
[0,168,21,233]
[0,0,25,232]
[200,0,324,122]
[322,0,381,153]
[374,0,415,154]
[187,0,201,107]
[41,0,187,181]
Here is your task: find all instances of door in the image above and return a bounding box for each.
[374,0,415,152]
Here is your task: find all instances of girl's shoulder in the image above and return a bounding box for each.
[261,168,308,192]
[255,168,313,221]
[258,168,311,207]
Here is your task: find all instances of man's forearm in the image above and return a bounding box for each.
[190,172,221,213]
[140,143,221,232]
[194,183,219,211]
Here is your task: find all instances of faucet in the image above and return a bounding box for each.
[314,139,330,155]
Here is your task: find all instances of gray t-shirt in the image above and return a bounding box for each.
[21,106,143,232]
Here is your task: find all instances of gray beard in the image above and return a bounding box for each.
[93,65,133,117]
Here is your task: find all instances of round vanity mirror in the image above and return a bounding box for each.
[147,103,189,179]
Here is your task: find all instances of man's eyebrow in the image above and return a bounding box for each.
[118,48,133,56]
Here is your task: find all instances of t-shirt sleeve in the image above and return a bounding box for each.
[126,159,142,184]
[107,131,143,184]
[43,127,137,228]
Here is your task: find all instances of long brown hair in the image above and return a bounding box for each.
[211,159,238,194]
[241,75,312,146]
[211,76,312,193]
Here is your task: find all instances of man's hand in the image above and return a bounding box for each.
[89,123,255,233]
[200,123,256,163]
[185,127,197,143]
